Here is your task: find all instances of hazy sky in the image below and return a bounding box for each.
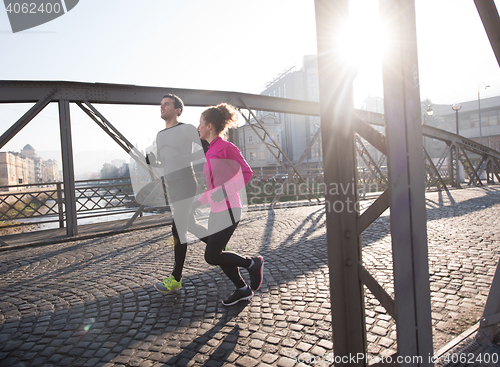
[1,0,500,170]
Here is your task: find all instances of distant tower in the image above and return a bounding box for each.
[21,144,37,158]
[20,144,40,183]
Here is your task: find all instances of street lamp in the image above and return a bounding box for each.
[452,104,462,135]
[426,105,433,118]
[423,105,433,153]
[478,82,490,144]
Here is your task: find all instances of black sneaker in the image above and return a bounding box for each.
[248,256,264,291]
[222,287,254,306]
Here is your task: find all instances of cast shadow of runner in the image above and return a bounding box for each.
[161,306,246,366]
[0,231,172,290]
[2,187,500,366]
[0,252,250,367]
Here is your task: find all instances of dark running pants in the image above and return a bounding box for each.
[168,178,209,281]
[203,208,251,289]
[171,220,208,281]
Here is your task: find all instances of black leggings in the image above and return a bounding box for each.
[204,208,251,289]
[171,220,208,281]
[168,178,209,281]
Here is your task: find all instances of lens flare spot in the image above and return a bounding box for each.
[83,318,95,332]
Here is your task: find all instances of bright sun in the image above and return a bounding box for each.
[338,0,388,68]
[338,0,388,106]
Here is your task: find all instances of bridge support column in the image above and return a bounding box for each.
[59,100,78,236]
[315,0,433,365]
[381,0,433,363]
[315,1,366,364]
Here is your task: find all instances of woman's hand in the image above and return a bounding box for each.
[211,188,227,202]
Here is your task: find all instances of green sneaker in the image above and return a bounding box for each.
[154,275,182,293]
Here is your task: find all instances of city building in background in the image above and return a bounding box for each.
[233,53,500,179]
[0,151,33,186]
[427,95,500,152]
[233,55,389,176]
[233,55,322,175]
[233,113,284,176]
[44,159,59,183]
[0,144,61,188]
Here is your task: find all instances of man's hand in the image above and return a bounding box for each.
[211,188,227,203]
[146,153,157,166]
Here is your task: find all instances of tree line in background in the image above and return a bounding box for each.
[100,163,130,179]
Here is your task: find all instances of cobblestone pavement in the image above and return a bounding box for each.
[1,186,500,367]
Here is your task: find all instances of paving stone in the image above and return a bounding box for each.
[276,356,296,367]
[249,339,265,349]
[261,353,279,364]
[0,187,499,365]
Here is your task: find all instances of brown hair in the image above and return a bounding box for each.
[163,94,184,116]
[201,103,239,137]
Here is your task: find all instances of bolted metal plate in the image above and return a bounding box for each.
[85,89,109,101]
[435,328,500,366]
[56,88,86,101]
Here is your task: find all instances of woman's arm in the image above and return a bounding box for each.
[218,143,253,195]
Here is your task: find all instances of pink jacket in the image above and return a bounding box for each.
[198,137,253,212]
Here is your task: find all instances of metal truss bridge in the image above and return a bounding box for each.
[2,1,500,365]
[1,80,499,232]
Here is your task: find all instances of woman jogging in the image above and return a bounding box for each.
[194,103,264,306]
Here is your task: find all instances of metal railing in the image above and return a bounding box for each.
[0,171,330,230]
[2,173,327,230]
[74,178,139,220]
[1,141,497,232]
[0,182,64,228]
[0,160,482,232]
[0,178,154,229]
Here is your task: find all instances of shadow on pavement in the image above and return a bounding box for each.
[1,187,499,365]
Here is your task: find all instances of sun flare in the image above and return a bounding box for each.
[338,11,388,70]
[337,1,389,107]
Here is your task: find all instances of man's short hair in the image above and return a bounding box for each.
[163,94,184,116]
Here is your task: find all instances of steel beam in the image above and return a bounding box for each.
[457,147,483,186]
[380,0,433,363]
[475,0,500,68]
[58,100,78,236]
[422,124,500,160]
[423,147,448,190]
[486,159,496,184]
[76,101,156,177]
[358,263,396,319]
[491,158,500,182]
[450,145,461,188]
[353,117,387,154]
[0,80,388,127]
[238,101,321,206]
[315,0,366,364]
[0,89,57,149]
[357,190,390,235]
[477,258,500,344]
[76,101,162,228]
[0,80,319,116]
[270,127,323,205]
[355,135,387,185]
[474,0,500,346]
